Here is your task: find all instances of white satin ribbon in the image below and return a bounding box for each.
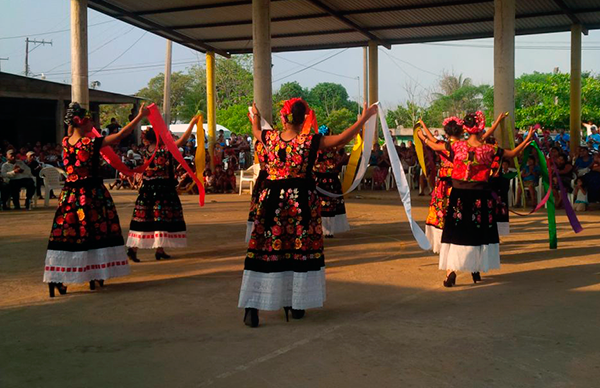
[248,104,430,251]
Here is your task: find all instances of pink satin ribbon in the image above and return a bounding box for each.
[147,104,205,206]
[90,128,157,177]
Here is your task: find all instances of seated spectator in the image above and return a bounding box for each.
[574,146,593,176]
[554,129,570,153]
[586,127,600,152]
[25,151,44,199]
[213,164,226,193]
[573,177,588,211]
[1,149,35,209]
[552,154,574,208]
[222,167,237,193]
[204,168,216,193]
[517,156,540,207]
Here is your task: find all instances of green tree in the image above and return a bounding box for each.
[308,82,351,116]
[136,71,194,123]
[99,103,135,127]
[323,108,356,134]
[217,103,253,135]
[274,81,308,102]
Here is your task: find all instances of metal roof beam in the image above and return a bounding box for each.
[205,8,600,43]
[301,0,391,50]
[135,0,287,16]
[551,0,589,34]
[87,0,231,57]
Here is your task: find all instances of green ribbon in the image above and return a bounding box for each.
[526,142,557,249]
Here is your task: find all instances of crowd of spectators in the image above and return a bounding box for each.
[2,119,599,210]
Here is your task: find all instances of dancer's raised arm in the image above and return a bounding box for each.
[417,129,446,152]
[103,103,149,147]
[418,119,437,143]
[319,103,378,149]
[503,129,534,159]
[250,103,264,142]
[482,112,508,141]
[176,114,201,147]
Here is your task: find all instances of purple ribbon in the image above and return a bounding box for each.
[551,159,583,234]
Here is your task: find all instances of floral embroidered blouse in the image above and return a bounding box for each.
[62,136,100,183]
[448,140,504,182]
[436,139,454,179]
[142,145,173,180]
[261,130,321,181]
[313,148,341,174]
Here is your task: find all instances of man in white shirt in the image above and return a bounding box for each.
[1,149,35,209]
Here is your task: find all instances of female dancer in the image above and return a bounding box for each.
[44,102,149,297]
[419,113,506,252]
[126,115,200,261]
[313,125,350,238]
[424,111,532,286]
[417,117,464,253]
[239,98,378,327]
[245,140,268,242]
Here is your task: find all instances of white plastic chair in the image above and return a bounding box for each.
[239,163,260,195]
[39,166,66,207]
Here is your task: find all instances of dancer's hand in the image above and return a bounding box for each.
[138,103,149,117]
[361,102,378,120]
[251,103,261,123]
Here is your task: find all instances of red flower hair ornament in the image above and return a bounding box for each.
[280,98,318,134]
[463,111,486,134]
[442,116,464,127]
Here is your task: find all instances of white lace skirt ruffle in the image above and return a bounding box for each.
[238,269,326,311]
[497,222,510,236]
[245,221,254,243]
[321,214,350,237]
[43,245,130,283]
[438,243,500,273]
[425,225,443,254]
[126,231,187,249]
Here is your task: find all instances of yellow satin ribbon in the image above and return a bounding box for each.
[413,126,427,177]
[194,115,205,186]
[342,133,363,195]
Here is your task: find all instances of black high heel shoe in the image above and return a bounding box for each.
[155,251,171,260]
[284,306,291,322]
[48,282,67,298]
[291,309,305,320]
[244,308,259,327]
[443,272,457,287]
[89,280,105,290]
[471,272,481,283]
[127,248,140,263]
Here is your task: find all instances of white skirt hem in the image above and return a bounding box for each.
[322,214,350,237]
[238,268,326,310]
[43,246,130,283]
[126,231,187,249]
[439,243,500,273]
[425,225,443,254]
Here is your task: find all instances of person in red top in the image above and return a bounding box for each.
[424,111,533,287]
[238,98,378,328]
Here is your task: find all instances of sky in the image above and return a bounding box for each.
[2,0,600,111]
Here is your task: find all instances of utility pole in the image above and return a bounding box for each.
[163,39,173,125]
[25,38,52,77]
[0,57,8,71]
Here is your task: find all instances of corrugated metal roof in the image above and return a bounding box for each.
[88,0,600,57]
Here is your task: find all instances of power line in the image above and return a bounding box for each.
[379,49,443,79]
[272,48,349,83]
[89,32,147,76]
[274,53,358,80]
[0,20,115,40]
[423,42,600,50]
[380,49,427,91]
[44,57,200,76]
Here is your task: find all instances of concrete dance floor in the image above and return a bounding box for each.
[1,190,599,387]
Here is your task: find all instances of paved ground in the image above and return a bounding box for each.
[1,189,599,388]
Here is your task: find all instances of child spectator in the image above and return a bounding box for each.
[517,156,540,207]
[573,178,588,211]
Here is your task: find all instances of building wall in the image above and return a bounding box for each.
[0,97,62,147]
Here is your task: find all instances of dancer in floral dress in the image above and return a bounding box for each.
[239,98,378,327]
[126,115,200,261]
[424,111,532,287]
[313,125,350,238]
[44,102,149,297]
[245,140,268,242]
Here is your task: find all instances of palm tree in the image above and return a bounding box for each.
[439,73,473,96]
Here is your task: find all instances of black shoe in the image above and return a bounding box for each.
[49,282,67,298]
[89,280,96,290]
[244,308,259,327]
[155,251,171,260]
[127,248,140,263]
[443,272,457,288]
[284,306,291,322]
[471,272,481,283]
[25,199,31,209]
[291,309,305,320]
